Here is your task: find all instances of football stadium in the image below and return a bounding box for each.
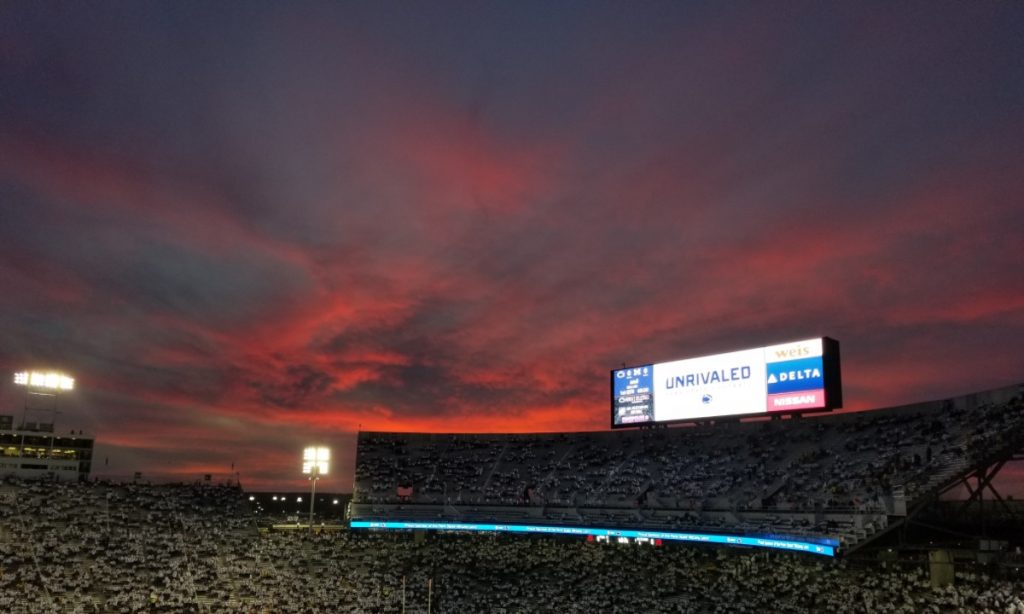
[2,344,1023,612]
[3,3,1023,613]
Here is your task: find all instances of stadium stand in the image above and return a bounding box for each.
[0,385,1020,611]
[0,478,1022,612]
[351,384,1024,552]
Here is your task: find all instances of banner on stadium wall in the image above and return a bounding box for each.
[612,337,842,428]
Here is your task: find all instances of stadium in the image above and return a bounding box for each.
[2,349,1023,612]
[2,3,1023,612]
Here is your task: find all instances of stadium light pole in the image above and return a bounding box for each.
[302,446,329,530]
[13,370,74,430]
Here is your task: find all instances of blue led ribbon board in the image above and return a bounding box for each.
[349,520,837,557]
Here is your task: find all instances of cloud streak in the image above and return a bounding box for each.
[0,2,1022,490]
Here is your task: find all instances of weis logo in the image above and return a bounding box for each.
[764,338,823,364]
[773,346,811,360]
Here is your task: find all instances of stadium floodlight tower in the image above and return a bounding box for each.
[302,446,329,530]
[14,370,74,431]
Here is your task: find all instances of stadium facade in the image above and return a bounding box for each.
[0,414,93,481]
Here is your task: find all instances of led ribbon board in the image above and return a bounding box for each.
[612,337,841,427]
[350,520,837,557]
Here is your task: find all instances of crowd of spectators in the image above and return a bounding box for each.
[353,391,1024,547]
[0,478,252,612]
[1,477,1022,612]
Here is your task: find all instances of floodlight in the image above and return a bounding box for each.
[14,371,74,391]
[302,446,330,475]
[302,446,331,531]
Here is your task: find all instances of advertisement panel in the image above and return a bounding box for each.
[652,347,766,422]
[350,520,837,557]
[611,337,841,428]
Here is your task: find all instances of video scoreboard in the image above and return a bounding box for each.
[612,337,842,428]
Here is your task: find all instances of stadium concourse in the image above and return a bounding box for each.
[351,384,1024,553]
[0,480,1023,613]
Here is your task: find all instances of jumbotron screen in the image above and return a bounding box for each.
[612,337,841,428]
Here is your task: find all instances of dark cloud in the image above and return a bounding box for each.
[0,2,1022,489]
[256,364,336,409]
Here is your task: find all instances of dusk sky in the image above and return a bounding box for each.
[1,2,1022,491]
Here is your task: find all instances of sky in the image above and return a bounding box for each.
[1,2,1022,491]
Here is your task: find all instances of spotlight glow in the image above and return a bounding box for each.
[14,371,74,390]
[302,446,330,475]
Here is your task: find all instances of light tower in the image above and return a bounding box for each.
[302,446,329,530]
[13,370,74,431]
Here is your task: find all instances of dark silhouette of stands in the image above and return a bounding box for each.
[351,384,1024,552]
